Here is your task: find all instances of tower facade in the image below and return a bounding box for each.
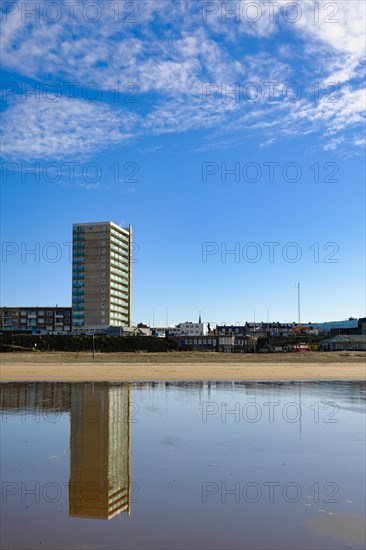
[72,222,132,329]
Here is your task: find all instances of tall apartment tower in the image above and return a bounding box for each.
[72,222,132,329]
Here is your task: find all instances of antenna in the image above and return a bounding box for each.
[297,283,301,323]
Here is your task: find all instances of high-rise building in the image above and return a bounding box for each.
[72,222,132,330]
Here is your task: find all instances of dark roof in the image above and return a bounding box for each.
[322,334,366,343]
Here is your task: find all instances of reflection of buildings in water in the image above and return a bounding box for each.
[0,382,131,521]
[0,382,71,412]
[69,383,131,520]
[2,380,366,519]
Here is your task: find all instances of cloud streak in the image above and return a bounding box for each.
[1,98,140,159]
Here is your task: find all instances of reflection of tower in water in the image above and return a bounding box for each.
[69,383,131,520]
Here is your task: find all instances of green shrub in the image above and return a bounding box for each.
[0,334,178,353]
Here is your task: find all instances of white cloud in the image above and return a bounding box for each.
[0,0,365,158]
[288,0,366,85]
[1,97,140,159]
[295,1,366,58]
[323,136,344,151]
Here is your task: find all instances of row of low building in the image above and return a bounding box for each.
[1,309,365,335]
[178,335,366,352]
[1,309,365,352]
[0,312,206,337]
[215,319,366,337]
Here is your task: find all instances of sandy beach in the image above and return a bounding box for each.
[1,351,365,382]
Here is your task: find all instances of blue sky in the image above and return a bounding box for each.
[1,0,365,325]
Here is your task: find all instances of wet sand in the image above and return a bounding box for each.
[1,351,365,382]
